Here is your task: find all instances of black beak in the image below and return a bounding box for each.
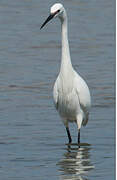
[40,13,55,29]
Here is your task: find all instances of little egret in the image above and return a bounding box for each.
[40,3,91,145]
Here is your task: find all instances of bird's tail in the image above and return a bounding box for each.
[82,112,89,126]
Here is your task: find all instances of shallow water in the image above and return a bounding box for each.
[0,0,115,179]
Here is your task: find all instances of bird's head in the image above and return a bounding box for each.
[40,3,65,29]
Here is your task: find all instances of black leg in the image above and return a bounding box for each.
[66,127,72,144]
[78,129,80,146]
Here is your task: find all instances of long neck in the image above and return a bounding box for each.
[59,11,73,74]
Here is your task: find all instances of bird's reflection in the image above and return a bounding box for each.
[57,144,94,180]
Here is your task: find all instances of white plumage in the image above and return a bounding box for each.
[41,3,91,145]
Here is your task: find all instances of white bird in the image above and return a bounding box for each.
[40,3,91,145]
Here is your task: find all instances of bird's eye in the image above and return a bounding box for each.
[54,9,60,15]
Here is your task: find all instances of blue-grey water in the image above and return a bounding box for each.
[0,0,115,179]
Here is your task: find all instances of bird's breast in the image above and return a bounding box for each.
[57,87,79,120]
